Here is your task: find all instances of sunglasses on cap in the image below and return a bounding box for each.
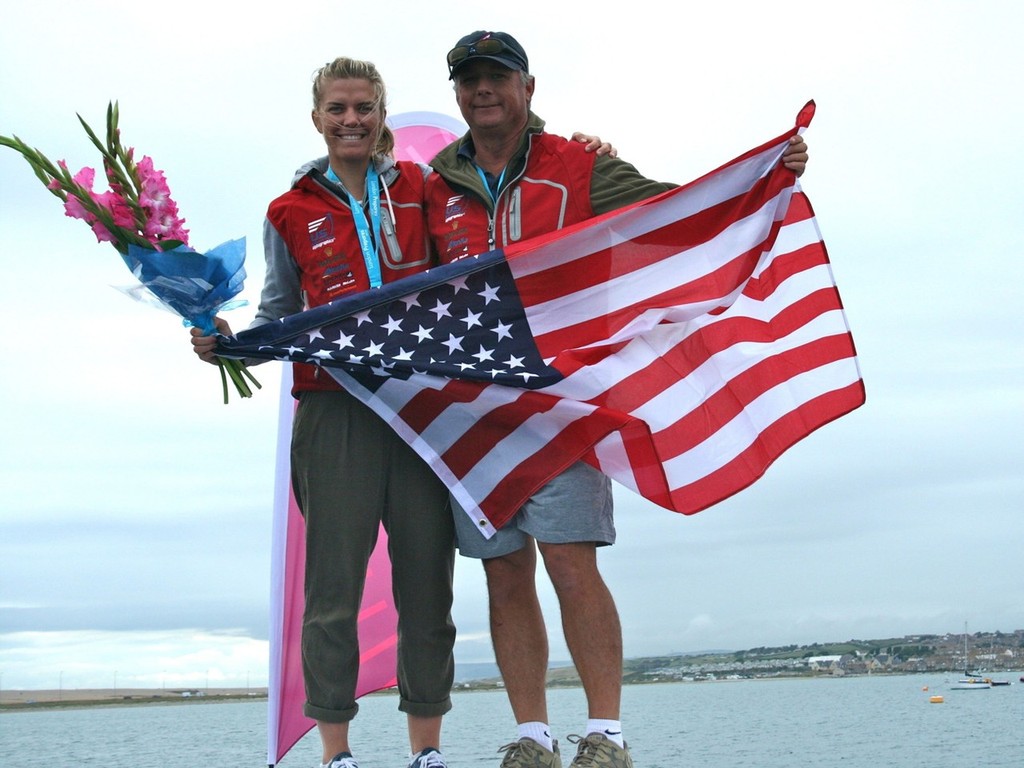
[446,38,524,70]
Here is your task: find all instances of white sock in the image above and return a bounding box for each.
[587,719,624,748]
[518,721,554,751]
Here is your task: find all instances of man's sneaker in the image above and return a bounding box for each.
[566,734,633,768]
[322,751,360,768]
[409,747,448,768]
[497,737,562,768]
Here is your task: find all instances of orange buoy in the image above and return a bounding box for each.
[929,695,944,704]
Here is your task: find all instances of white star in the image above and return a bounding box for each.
[504,354,525,369]
[381,315,404,335]
[491,320,513,341]
[306,327,325,343]
[412,325,434,343]
[448,275,471,294]
[457,362,477,371]
[473,345,495,363]
[401,292,422,310]
[312,349,334,360]
[515,371,540,383]
[461,308,483,329]
[333,331,355,350]
[478,282,500,304]
[443,334,465,354]
[430,299,453,320]
[488,368,507,379]
[286,345,305,356]
[355,310,373,326]
[394,348,414,361]
[364,340,385,356]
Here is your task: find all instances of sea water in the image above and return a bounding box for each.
[1,675,1021,768]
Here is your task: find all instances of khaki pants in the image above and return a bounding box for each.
[291,390,456,723]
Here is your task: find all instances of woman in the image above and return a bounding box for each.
[193,57,455,768]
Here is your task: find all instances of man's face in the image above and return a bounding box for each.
[453,60,533,134]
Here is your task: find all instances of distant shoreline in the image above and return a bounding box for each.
[0,687,269,712]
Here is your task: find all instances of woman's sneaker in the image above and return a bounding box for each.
[322,752,360,768]
[409,747,448,768]
[566,734,633,768]
[498,737,562,768]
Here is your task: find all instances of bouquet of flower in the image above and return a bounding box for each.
[1,101,259,403]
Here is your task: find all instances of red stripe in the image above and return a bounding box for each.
[396,378,489,433]
[515,169,791,308]
[476,406,636,528]
[656,332,858,456]
[537,244,767,362]
[440,389,563,477]
[573,283,847,418]
[665,380,864,514]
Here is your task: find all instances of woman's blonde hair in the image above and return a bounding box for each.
[312,57,395,157]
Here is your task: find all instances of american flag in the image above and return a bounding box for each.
[220,102,864,535]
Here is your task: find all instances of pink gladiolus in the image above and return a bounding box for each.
[137,155,189,244]
[96,190,136,229]
[89,220,117,243]
[143,208,189,243]
[71,165,97,190]
[137,158,172,212]
[63,194,95,223]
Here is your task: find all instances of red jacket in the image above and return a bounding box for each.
[262,158,432,394]
[425,131,597,263]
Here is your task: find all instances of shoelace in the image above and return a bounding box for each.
[499,740,549,767]
[410,749,448,768]
[565,735,603,768]
[497,738,560,767]
[326,756,360,768]
[498,742,524,765]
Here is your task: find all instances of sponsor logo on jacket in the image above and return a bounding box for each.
[308,213,335,249]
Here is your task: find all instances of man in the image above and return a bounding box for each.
[425,31,808,768]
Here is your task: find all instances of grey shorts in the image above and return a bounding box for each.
[453,461,615,559]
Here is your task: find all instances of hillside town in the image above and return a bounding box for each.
[612,629,1024,684]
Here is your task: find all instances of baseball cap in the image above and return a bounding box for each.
[446,31,529,80]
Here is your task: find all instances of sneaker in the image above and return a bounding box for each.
[322,752,360,768]
[497,737,562,768]
[566,734,632,768]
[409,747,448,768]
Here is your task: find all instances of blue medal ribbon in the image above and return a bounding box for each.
[476,164,506,205]
[326,164,384,289]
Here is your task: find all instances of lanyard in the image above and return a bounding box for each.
[476,164,507,205]
[326,164,383,289]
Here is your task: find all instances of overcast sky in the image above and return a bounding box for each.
[1,1,1021,693]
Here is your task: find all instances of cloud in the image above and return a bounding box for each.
[0,629,269,690]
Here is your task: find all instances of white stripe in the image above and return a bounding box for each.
[509,139,789,280]
[634,309,854,433]
[663,358,862,487]
[590,431,637,493]
[524,188,794,339]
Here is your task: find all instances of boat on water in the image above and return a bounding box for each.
[951,672,991,690]
[949,623,1000,690]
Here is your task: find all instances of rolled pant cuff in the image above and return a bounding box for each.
[304,700,359,723]
[399,696,453,718]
